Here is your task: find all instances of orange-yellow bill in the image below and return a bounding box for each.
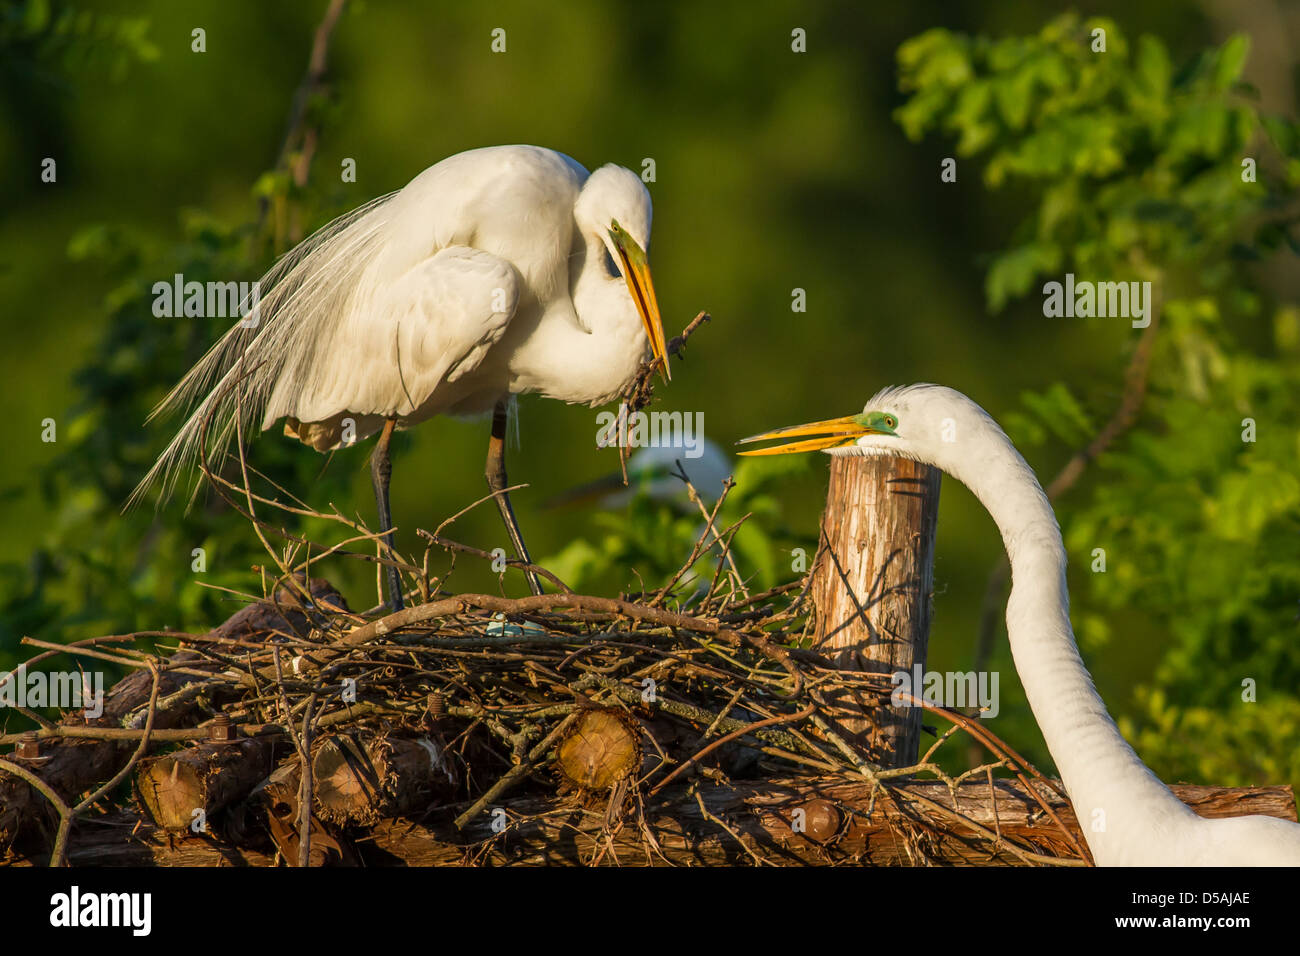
[736,414,878,456]
[610,222,670,381]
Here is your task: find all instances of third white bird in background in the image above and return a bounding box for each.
[548,439,732,510]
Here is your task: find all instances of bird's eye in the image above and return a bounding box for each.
[602,247,621,279]
[884,415,897,429]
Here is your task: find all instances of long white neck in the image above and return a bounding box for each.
[956,435,1199,864]
[507,231,645,406]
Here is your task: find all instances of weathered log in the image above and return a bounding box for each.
[0,578,345,855]
[23,778,1293,867]
[136,737,280,831]
[808,456,941,767]
[555,708,641,791]
[237,739,455,866]
[312,731,458,826]
[248,758,357,866]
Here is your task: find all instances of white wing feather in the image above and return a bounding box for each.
[129,145,585,509]
[126,192,399,507]
[264,246,520,438]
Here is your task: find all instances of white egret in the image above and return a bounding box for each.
[739,383,1300,866]
[132,145,671,608]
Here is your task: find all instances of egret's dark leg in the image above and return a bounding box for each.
[486,400,544,596]
[371,418,404,612]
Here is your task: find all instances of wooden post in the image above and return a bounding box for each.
[808,456,941,767]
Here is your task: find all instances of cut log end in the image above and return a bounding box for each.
[137,759,205,832]
[555,709,641,791]
[137,738,275,831]
[313,736,380,826]
[311,732,458,827]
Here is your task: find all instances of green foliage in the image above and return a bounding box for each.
[1064,321,1300,703]
[898,14,1300,787]
[1002,381,1095,448]
[1122,689,1300,789]
[3,197,361,656]
[541,455,816,598]
[898,14,1292,313]
[1,0,158,81]
[0,8,364,664]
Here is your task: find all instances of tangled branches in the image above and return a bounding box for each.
[0,461,1100,865]
[0,310,1109,866]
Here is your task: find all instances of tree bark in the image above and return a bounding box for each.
[808,456,941,767]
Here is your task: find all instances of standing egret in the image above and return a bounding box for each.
[132,145,671,609]
[739,383,1300,866]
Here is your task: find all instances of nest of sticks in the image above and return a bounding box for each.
[2,570,1111,867]
[1,312,1137,866]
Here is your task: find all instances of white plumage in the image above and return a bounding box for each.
[741,383,1300,866]
[135,145,671,605]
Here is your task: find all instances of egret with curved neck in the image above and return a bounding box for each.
[740,383,1300,866]
[132,145,671,608]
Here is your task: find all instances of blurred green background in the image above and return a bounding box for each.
[2,0,1297,790]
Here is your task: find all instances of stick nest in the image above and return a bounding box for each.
[0,312,1092,867]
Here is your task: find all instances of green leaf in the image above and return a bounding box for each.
[1262,115,1298,157]
[1209,461,1300,540]
[1020,383,1094,445]
[985,242,1061,311]
[23,0,51,33]
[993,70,1035,130]
[1134,35,1171,101]
[1165,103,1232,161]
[1212,34,1250,90]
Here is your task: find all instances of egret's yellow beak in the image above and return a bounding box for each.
[610,221,670,381]
[736,413,893,456]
